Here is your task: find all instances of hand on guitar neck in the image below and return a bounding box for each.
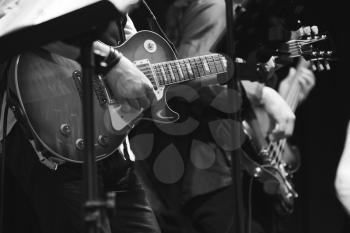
[291,25,319,40]
[278,57,316,104]
[254,57,315,142]
[259,86,296,141]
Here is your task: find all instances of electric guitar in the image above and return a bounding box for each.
[8,30,229,163]
[241,31,333,214]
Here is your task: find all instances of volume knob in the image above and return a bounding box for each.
[75,139,85,150]
[98,135,109,147]
[60,124,72,136]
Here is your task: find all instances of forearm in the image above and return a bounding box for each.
[241,80,264,106]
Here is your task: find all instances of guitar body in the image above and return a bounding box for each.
[253,106,301,172]
[8,30,178,163]
[242,103,300,215]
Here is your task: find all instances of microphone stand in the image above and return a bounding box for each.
[80,30,116,233]
[224,0,245,233]
[80,35,100,233]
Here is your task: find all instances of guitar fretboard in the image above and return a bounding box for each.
[152,54,227,86]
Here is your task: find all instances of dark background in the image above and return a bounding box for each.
[2,1,349,233]
[130,0,350,233]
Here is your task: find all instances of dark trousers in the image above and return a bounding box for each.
[138,173,238,233]
[138,169,281,233]
[183,185,238,233]
[2,124,161,233]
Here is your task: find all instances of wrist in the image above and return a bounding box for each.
[95,46,123,75]
[260,86,272,106]
[245,81,265,106]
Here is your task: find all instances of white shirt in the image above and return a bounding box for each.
[335,120,350,215]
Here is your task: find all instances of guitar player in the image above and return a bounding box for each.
[128,0,316,233]
[0,1,162,233]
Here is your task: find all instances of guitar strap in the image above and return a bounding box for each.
[6,87,65,170]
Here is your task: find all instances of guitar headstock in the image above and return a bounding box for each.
[276,29,335,71]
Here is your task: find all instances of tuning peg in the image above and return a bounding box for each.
[317,60,325,71]
[311,61,317,71]
[303,26,311,36]
[311,26,319,36]
[324,60,331,70]
[327,51,333,56]
[318,51,325,57]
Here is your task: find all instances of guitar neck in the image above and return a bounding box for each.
[284,77,300,112]
[151,54,227,87]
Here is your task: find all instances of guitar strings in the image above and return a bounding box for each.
[274,71,301,169]
[268,67,301,170]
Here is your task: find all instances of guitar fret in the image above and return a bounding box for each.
[170,62,180,82]
[183,62,190,80]
[153,66,159,85]
[195,57,205,76]
[175,62,184,81]
[155,67,164,85]
[167,63,176,83]
[202,57,211,74]
[160,65,167,84]
[153,66,160,85]
[175,62,182,81]
[206,56,217,73]
[189,58,200,77]
[165,64,174,84]
[166,64,174,84]
[185,61,194,79]
[179,61,190,81]
[213,56,224,72]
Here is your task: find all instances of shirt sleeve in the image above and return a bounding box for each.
[124,14,137,39]
[175,0,227,58]
[241,80,265,106]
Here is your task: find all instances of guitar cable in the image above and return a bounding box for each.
[246,176,254,233]
[0,60,10,233]
[0,102,9,233]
